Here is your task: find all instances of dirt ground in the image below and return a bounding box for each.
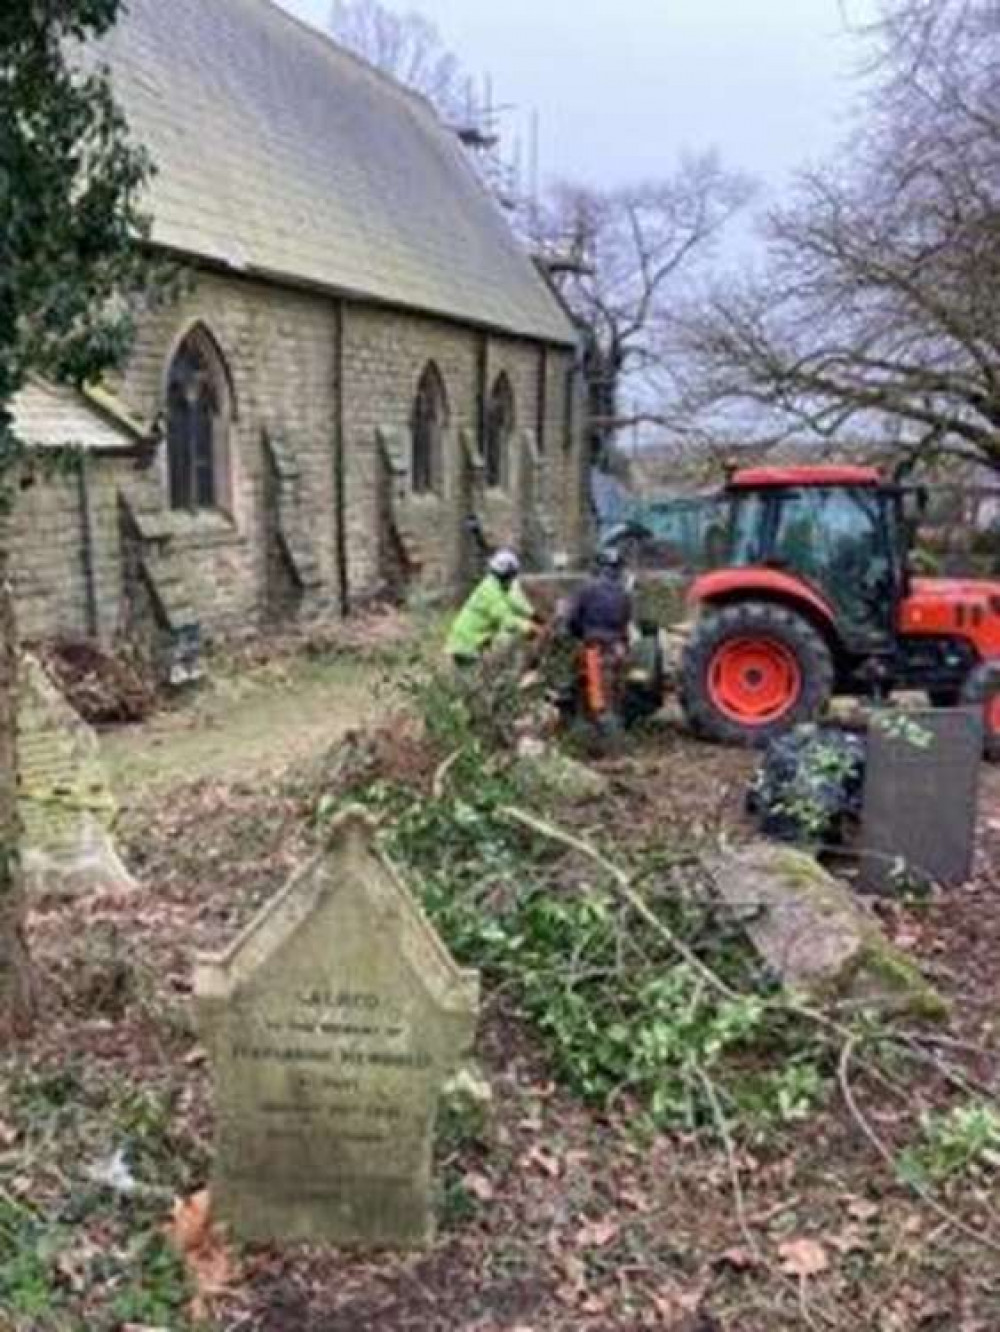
[4,641,1000,1331]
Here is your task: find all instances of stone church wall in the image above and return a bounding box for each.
[110,270,341,640]
[11,266,586,647]
[12,459,129,645]
[339,304,480,593]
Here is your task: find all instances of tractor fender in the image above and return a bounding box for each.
[686,569,839,637]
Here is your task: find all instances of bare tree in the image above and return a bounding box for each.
[541,155,754,465]
[680,0,1000,471]
[328,0,464,117]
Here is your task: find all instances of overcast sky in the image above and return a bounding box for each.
[274,0,878,197]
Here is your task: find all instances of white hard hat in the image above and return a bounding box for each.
[488,548,520,577]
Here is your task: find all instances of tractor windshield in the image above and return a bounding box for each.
[728,485,896,646]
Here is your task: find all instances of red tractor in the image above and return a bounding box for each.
[679,465,1000,757]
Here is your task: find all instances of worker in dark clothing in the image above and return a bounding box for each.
[565,548,633,733]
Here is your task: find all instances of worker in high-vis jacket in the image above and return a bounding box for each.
[446,548,539,666]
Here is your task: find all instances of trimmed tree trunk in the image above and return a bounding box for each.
[0,541,35,1039]
[583,336,621,468]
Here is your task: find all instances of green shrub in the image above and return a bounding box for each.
[321,771,826,1133]
[900,1101,1000,1186]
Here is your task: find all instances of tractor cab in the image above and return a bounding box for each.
[679,464,1000,755]
[717,466,904,654]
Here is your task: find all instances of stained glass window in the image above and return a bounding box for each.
[485,372,515,491]
[165,328,231,512]
[411,362,448,496]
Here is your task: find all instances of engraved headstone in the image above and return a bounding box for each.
[16,656,134,898]
[859,708,982,893]
[195,808,480,1248]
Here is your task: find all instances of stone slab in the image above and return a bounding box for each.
[22,816,135,900]
[17,656,135,898]
[195,808,480,1249]
[860,708,982,893]
[710,841,946,1017]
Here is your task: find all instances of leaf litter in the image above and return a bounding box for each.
[4,651,1000,1329]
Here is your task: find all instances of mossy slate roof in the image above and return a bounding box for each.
[96,0,575,346]
[11,380,141,454]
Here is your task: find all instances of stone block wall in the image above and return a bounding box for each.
[342,309,583,594]
[110,270,341,641]
[12,458,130,644]
[13,266,587,645]
[339,304,480,593]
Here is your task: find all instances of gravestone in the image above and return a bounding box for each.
[17,656,134,898]
[859,708,982,893]
[195,808,480,1248]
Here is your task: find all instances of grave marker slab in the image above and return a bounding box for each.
[195,808,480,1248]
[859,708,982,893]
[17,656,134,898]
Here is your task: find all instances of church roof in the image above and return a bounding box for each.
[95,0,575,346]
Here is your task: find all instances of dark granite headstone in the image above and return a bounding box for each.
[859,708,982,893]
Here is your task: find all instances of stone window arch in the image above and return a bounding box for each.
[485,372,515,491]
[165,324,235,513]
[411,361,448,496]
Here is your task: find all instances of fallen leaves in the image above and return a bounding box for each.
[846,1198,880,1223]
[777,1236,830,1279]
[648,1279,712,1323]
[575,1216,620,1249]
[463,1170,495,1203]
[829,1224,871,1257]
[522,1144,562,1178]
[5,684,998,1332]
[716,1246,759,1272]
[165,1188,239,1320]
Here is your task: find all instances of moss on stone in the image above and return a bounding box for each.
[716,842,949,1021]
[844,934,951,1022]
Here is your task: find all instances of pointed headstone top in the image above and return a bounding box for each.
[195,808,480,1247]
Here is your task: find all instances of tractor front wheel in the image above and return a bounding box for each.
[681,601,835,747]
[960,662,1000,761]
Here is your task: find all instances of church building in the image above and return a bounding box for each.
[10,0,587,670]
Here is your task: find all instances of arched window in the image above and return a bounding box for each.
[165,326,234,512]
[411,362,448,496]
[485,372,515,491]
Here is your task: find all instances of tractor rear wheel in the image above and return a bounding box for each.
[681,601,835,747]
[959,662,1000,761]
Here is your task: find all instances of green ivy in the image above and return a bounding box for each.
[320,766,830,1132]
[1,0,173,500]
[900,1101,1000,1187]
